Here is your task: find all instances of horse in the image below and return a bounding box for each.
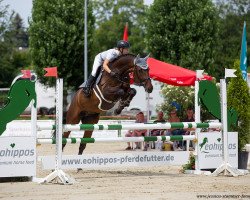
[62,54,153,155]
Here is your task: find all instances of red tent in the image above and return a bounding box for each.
[147,58,212,86]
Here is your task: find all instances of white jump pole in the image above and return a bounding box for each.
[193,70,204,174]
[31,95,38,182]
[41,79,73,184]
[194,80,201,172]
[31,77,47,183]
[212,69,243,176]
[55,78,63,172]
[146,92,150,149]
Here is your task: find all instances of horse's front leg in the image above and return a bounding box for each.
[62,105,81,152]
[114,88,137,115]
[79,113,100,155]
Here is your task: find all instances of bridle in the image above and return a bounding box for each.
[112,64,151,87]
[132,65,151,87]
[108,55,151,86]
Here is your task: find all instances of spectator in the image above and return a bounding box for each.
[183,107,195,133]
[182,107,195,150]
[167,109,180,129]
[125,112,146,150]
[166,109,183,150]
[125,129,133,150]
[133,112,147,149]
[151,111,166,136]
[151,111,166,149]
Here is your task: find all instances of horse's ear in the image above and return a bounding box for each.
[134,54,140,65]
[144,53,150,60]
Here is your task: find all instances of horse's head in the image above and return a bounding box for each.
[108,54,153,93]
[133,54,153,93]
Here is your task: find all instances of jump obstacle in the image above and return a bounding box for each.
[38,135,196,144]
[0,69,245,184]
[37,71,243,184]
[37,122,222,131]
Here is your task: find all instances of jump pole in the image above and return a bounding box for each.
[37,135,196,144]
[31,95,42,183]
[212,70,243,176]
[41,79,73,184]
[194,70,203,174]
[37,122,222,131]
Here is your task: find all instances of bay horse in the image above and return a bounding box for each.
[62,54,153,155]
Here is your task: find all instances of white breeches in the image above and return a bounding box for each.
[91,55,103,77]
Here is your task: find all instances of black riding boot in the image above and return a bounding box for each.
[82,75,96,97]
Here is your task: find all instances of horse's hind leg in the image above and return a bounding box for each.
[78,113,100,155]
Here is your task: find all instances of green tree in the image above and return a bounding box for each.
[146,0,220,77]
[0,0,8,36]
[227,60,250,151]
[92,0,147,57]
[0,1,11,87]
[29,0,95,88]
[0,44,14,87]
[0,2,30,87]
[215,0,250,16]
[214,0,250,77]
[6,13,29,48]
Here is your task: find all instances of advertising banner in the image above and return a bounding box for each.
[41,151,190,170]
[0,137,36,177]
[198,132,238,169]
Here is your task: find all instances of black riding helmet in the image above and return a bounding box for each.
[117,40,130,49]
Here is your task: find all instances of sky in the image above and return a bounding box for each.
[2,0,154,28]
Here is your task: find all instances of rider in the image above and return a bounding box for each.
[82,40,130,97]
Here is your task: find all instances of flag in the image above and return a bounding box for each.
[123,22,128,41]
[240,21,247,81]
[21,70,31,79]
[225,68,237,78]
[44,67,58,78]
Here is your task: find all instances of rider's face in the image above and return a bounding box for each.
[121,48,129,54]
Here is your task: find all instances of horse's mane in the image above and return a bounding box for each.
[109,53,135,65]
